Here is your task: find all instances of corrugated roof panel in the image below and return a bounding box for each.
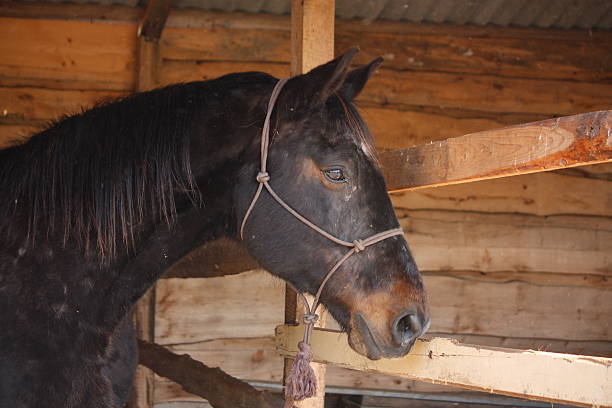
[512,1,549,27]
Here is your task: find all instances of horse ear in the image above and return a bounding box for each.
[338,57,383,101]
[284,48,359,108]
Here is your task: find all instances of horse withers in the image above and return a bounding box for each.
[0,49,429,407]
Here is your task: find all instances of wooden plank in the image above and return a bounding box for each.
[391,164,612,217]
[275,326,612,408]
[382,111,612,193]
[158,60,611,117]
[0,17,137,91]
[155,268,612,345]
[2,4,610,83]
[156,8,612,83]
[151,336,611,404]
[287,1,335,406]
[0,86,124,123]
[363,70,612,116]
[138,0,171,41]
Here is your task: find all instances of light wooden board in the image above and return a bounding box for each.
[391,164,612,217]
[0,86,124,123]
[276,326,612,408]
[382,111,612,192]
[151,336,612,404]
[155,265,612,345]
[0,17,136,91]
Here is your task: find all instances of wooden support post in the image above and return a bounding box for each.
[286,1,334,407]
[276,325,612,408]
[128,2,170,407]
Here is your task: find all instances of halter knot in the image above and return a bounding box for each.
[353,239,366,253]
[256,171,271,183]
[303,313,319,325]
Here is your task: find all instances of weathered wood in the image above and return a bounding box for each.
[0,86,124,123]
[151,335,612,404]
[382,111,612,193]
[0,17,137,91]
[137,38,159,92]
[155,271,612,345]
[137,340,286,408]
[138,0,171,41]
[286,1,335,406]
[391,164,612,217]
[275,326,612,408]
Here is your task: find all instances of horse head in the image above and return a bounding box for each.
[235,49,430,360]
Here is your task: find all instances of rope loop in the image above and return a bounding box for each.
[256,171,271,183]
[353,239,366,253]
[303,313,319,325]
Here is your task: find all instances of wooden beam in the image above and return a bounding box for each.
[288,1,335,407]
[382,110,612,193]
[276,325,612,408]
[291,0,335,75]
[137,339,285,408]
[138,0,172,42]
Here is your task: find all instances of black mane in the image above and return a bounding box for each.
[0,73,272,260]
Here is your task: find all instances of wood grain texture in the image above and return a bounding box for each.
[155,267,611,346]
[276,327,612,408]
[0,17,137,91]
[151,336,611,405]
[382,111,612,192]
[138,340,285,408]
[0,86,124,123]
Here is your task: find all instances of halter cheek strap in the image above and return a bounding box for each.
[240,78,403,406]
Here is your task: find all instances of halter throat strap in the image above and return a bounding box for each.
[239,76,403,341]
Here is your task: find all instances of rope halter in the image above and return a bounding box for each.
[239,78,404,407]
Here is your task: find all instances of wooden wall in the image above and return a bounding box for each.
[1,3,611,406]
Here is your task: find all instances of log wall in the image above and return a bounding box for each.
[1,3,610,406]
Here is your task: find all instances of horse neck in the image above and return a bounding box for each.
[100,86,268,327]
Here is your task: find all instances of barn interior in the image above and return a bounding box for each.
[0,0,611,407]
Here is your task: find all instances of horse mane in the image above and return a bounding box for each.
[0,82,214,261]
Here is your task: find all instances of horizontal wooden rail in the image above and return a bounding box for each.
[276,325,612,408]
[381,110,612,192]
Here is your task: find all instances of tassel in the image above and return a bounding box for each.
[284,341,317,407]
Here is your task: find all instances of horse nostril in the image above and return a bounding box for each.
[392,309,422,347]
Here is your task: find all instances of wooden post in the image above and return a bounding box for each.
[285,2,335,407]
[128,1,170,407]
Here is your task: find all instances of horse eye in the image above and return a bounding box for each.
[323,168,346,183]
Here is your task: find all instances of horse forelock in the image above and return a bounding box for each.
[334,95,379,166]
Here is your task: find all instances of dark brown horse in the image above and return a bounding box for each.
[0,49,429,408]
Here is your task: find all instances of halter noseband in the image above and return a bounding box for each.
[239,78,404,405]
